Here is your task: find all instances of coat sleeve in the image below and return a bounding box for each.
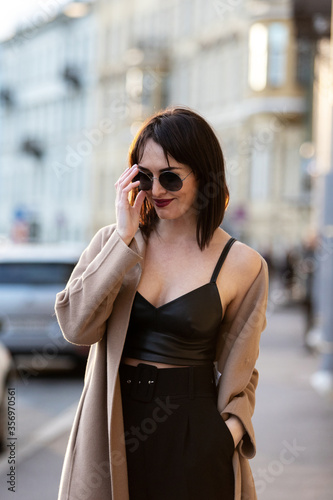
[215,257,269,459]
[54,224,143,346]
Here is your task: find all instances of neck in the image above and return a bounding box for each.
[154,217,198,246]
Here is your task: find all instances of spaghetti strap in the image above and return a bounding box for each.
[210,237,237,283]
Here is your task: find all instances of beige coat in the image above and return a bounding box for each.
[55,224,269,500]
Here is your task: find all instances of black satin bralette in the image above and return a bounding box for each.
[122,237,236,366]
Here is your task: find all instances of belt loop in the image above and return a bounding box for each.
[189,366,194,399]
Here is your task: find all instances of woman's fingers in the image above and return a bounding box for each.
[116,165,138,187]
[115,164,144,243]
[122,179,140,193]
[115,166,139,204]
[121,166,139,187]
[133,189,146,210]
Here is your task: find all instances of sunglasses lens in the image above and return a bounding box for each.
[160,172,183,191]
[133,172,152,191]
[133,170,184,191]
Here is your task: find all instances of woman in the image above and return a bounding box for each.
[55,107,269,500]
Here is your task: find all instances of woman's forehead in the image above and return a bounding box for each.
[141,138,165,159]
[139,139,182,171]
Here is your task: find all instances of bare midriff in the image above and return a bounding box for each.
[121,356,190,369]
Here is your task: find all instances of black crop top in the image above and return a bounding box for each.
[122,237,236,366]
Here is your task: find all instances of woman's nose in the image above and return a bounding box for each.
[151,177,167,196]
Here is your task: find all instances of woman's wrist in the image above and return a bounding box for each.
[116,229,133,246]
[225,415,245,447]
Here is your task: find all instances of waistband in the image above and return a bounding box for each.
[119,362,217,402]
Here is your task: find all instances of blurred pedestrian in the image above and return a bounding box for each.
[281,247,300,300]
[55,107,269,500]
[300,233,318,348]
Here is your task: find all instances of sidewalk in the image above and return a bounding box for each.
[1,305,332,500]
[252,304,333,500]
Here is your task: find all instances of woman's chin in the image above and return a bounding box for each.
[156,213,174,220]
[154,205,174,219]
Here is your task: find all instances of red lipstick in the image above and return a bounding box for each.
[153,199,174,208]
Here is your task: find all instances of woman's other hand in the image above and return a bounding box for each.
[115,165,146,245]
[225,415,245,448]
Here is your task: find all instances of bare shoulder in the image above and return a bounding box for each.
[213,228,262,283]
[216,235,263,317]
[229,240,262,283]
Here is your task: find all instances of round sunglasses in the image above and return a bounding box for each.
[133,169,193,192]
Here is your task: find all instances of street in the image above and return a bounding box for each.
[0,304,332,500]
[0,370,83,500]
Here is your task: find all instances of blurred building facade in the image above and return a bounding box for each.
[0,0,327,259]
[92,0,314,258]
[0,3,97,243]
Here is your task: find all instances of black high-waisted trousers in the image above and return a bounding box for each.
[119,362,235,500]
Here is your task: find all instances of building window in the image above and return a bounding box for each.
[282,131,302,200]
[296,39,313,86]
[249,22,289,91]
[248,23,268,91]
[250,146,271,200]
[268,23,288,87]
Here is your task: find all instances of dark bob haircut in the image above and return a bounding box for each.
[128,107,229,250]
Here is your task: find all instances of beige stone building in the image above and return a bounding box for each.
[92,0,311,259]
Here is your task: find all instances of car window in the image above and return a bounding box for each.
[0,263,76,285]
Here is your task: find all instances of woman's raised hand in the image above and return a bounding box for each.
[115,165,146,245]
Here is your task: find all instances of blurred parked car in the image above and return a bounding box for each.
[0,342,13,453]
[0,242,89,371]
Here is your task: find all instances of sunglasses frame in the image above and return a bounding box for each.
[134,169,193,192]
